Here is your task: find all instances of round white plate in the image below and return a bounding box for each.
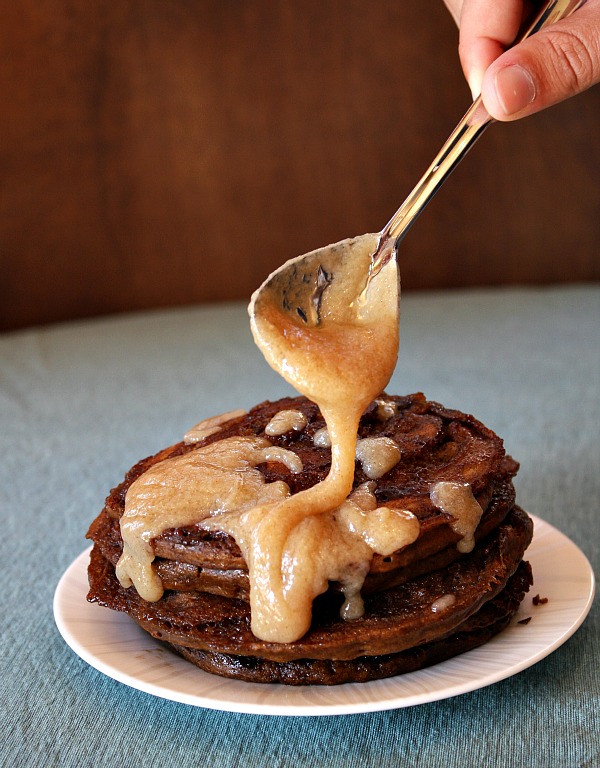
[54,515,595,716]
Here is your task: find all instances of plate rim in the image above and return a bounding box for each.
[53,513,595,716]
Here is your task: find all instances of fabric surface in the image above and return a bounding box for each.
[1,286,598,768]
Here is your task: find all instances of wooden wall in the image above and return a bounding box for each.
[1,0,599,331]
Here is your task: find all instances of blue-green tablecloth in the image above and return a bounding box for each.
[1,286,598,767]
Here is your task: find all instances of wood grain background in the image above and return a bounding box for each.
[1,0,599,331]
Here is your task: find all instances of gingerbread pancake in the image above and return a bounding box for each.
[86,393,533,685]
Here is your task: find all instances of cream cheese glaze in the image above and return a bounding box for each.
[202,481,419,632]
[312,429,402,479]
[116,437,301,601]
[431,594,457,613]
[224,233,415,642]
[355,437,401,480]
[430,481,484,553]
[118,234,423,644]
[265,409,308,436]
[184,408,246,444]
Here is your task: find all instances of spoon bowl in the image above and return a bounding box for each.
[249,232,398,406]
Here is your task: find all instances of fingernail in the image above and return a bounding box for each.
[494,65,536,115]
[468,69,484,100]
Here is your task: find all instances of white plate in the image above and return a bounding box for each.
[54,515,594,717]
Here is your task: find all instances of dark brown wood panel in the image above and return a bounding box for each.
[1,1,599,331]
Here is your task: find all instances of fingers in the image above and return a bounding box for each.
[457,0,526,97]
[480,0,600,120]
[445,0,600,120]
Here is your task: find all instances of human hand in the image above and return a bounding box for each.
[443,0,600,120]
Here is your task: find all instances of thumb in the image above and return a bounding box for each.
[480,1,600,121]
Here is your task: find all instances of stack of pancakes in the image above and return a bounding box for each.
[87,393,533,685]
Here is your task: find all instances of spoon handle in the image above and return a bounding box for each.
[374,0,588,266]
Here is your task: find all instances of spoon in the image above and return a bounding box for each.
[369,0,589,277]
[250,0,587,338]
[241,0,587,643]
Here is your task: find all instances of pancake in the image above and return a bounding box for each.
[86,393,534,685]
[167,561,533,685]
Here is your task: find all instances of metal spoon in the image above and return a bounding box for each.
[369,0,588,277]
[250,0,585,344]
